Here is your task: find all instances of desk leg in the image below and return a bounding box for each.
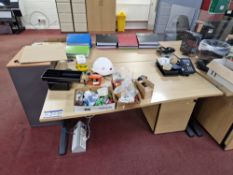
[190,119,203,137]
[59,121,69,155]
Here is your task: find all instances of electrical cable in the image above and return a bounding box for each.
[84,115,95,141]
[21,10,58,29]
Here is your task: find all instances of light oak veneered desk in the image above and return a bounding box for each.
[161,40,233,150]
[40,47,223,136]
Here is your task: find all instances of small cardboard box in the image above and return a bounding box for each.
[74,86,116,112]
[135,79,154,99]
[115,82,142,108]
[116,93,141,108]
[207,58,233,92]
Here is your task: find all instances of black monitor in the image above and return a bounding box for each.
[0,0,10,7]
[0,0,19,8]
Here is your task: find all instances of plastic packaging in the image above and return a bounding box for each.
[113,68,137,103]
[198,39,231,59]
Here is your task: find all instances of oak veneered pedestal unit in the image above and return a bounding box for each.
[143,99,196,134]
[194,96,233,150]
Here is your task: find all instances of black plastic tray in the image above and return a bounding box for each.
[41,69,82,83]
[156,62,180,76]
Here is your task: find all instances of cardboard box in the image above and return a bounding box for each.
[74,86,116,112]
[207,58,233,92]
[135,79,154,99]
[115,82,142,108]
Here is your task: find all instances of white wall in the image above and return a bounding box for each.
[19,0,154,30]
[19,0,59,29]
[116,0,151,29]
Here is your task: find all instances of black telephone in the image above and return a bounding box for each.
[178,58,196,76]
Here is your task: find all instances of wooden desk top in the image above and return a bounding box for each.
[6,48,51,68]
[40,48,223,122]
[160,41,233,96]
[6,42,67,68]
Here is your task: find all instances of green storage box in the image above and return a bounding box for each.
[209,0,230,14]
[66,45,90,58]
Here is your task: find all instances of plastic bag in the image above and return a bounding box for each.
[113,68,137,103]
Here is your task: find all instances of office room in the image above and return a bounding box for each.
[0,0,233,174]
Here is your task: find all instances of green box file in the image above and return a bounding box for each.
[209,0,230,14]
[66,45,90,58]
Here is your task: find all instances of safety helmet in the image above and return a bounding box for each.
[92,57,114,76]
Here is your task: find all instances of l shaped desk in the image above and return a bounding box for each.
[8,41,230,154]
[39,44,223,154]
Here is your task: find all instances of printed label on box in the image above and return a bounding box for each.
[43,109,63,118]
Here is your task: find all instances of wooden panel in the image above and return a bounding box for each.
[58,13,73,22]
[72,0,85,3]
[225,130,233,150]
[142,105,160,131]
[86,0,116,32]
[74,22,87,32]
[154,100,196,134]
[86,0,102,31]
[72,3,86,13]
[195,96,233,144]
[19,44,67,64]
[57,0,70,3]
[60,22,74,32]
[101,0,116,32]
[73,13,87,23]
[57,3,72,13]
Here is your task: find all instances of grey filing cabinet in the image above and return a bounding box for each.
[56,0,74,32]
[56,0,88,32]
[71,0,88,32]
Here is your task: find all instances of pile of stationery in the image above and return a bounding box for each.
[96,34,118,48]
[117,33,138,48]
[136,33,160,48]
[95,33,161,49]
[74,87,116,112]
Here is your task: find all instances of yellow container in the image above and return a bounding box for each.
[117,11,126,32]
[76,55,88,72]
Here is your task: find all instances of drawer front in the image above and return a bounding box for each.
[73,13,87,23]
[60,22,74,32]
[57,3,72,13]
[56,0,70,3]
[74,22,87,32]
[72,0,85,3]
[72,3,86,13]
[154,100,196,134]
[58,13,73,22]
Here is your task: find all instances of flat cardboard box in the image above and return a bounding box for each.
[19,43,67,64]
[207,58,233,92]
[74,86,116,112]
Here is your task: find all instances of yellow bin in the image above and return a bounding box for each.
[117,11,126,32]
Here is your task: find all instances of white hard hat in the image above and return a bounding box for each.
[92,57,114,76]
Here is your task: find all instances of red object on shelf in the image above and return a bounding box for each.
[118,33,138,47]
[201,0,212,11]
[230,1,233,10]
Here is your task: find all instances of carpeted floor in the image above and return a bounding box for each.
[0,30,232,175]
